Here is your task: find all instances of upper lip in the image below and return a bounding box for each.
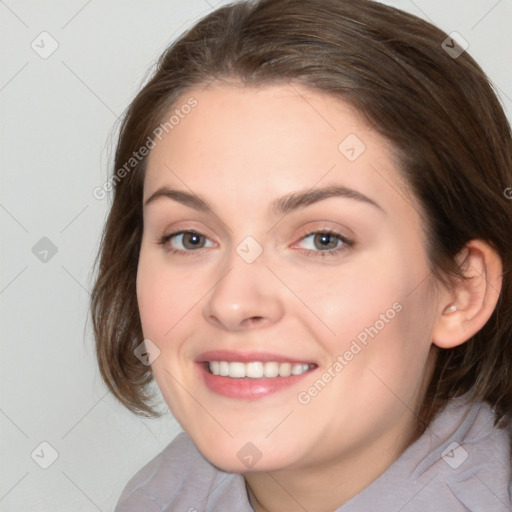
[196,350,316,365]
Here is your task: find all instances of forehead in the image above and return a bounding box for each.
[143,83,416,217]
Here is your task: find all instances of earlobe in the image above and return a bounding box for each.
[442,304,458,315]
[432,240,502,349]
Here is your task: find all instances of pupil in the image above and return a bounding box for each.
[184,233,203,249]
[314,233,337,250]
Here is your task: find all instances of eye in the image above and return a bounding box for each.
[295,230,353,257]
[157,230,214,253]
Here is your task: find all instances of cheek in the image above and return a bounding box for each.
[328,271,434,413]
[290,243,435,378]
[281,255,403,347]
[136,252,203,418]
[136,249,205,340]
[136,261,170,340]
[293,280,434,443]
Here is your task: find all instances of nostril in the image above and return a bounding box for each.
[244,316,265,327]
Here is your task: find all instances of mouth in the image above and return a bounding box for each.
[207,361,314,378]
[196,351,317,400]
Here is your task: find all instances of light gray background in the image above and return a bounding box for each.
[1,0,511,510]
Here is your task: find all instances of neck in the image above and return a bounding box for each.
[244,411,417,512]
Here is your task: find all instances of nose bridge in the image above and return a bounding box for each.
[202,244,284,331]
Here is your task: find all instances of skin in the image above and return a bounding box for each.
[136,83,502,511]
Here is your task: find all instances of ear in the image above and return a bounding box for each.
[432,239,502,349]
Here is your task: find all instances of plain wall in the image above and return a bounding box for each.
[1,0,511,510]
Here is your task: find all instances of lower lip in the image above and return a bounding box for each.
[199,364,313,400]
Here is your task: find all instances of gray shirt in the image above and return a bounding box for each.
[115,398,512,511]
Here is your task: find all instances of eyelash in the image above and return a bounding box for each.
[156,228,354,259]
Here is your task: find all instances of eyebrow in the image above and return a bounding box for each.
[144,184,385,215]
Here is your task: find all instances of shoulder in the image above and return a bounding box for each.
[424,399,512,510]
[410,399,512,510]
[114,432,251,512]
[341,399,512,511]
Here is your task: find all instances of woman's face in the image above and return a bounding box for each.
[137,83,440,473]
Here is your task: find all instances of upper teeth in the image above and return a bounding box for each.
[208,361,311,378]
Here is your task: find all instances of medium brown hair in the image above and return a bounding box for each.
[91,0,512,429]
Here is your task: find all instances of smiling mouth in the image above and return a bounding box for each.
[207,361,315,378]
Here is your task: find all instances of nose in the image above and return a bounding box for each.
[202,258,285,332]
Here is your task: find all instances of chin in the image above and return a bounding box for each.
[193,436,298,475]
[205,453,288,474]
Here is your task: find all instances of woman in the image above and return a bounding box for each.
[91,0,512,509]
